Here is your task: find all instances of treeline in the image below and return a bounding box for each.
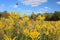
[0,11,60,21]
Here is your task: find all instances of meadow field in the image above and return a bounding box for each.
[0,12,60,40]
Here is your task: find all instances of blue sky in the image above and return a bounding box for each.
[0,0,60,15]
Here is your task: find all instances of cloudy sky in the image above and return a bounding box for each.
[0,0,60,15]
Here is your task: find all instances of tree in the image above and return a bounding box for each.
[1,11,9,18]
[30,12,36,20]
[51,11,60,21]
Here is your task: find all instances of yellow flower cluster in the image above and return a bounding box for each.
[29,31,40,40]
[4,34,17,40]
[0,12,60,40]
[9,12,20,19]
[36,15,45,21]
[23,28,29,35]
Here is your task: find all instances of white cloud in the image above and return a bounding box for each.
[20,0,47,7]
[38,7,51,13]
[44,7,49,9]
[44,6,51,9]
[39,11,45,13]
[13,5,18,8]
[56,1,60,5]
[39,6,51,11]
[10,4,18,8]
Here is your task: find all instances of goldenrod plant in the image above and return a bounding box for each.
[0,12,60,40]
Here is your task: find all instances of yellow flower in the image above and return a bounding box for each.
[36,15,45,21]
[35,24,41,30]
[19,20,24,24]
[5,26,14,30]
[29,31,40,39]
[0,21,4,29]
[13,36,17,40]
[27,21,32,27]
[23,17,29,22]
[45,31,49,35]
[9,12,20,19]
[23,28,29,35]
[4,34,17,40]
[4,34,12,40]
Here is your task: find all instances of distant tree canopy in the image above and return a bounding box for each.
[0,11,60,21]
[0,11,9,18]
[51,11,60,21]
